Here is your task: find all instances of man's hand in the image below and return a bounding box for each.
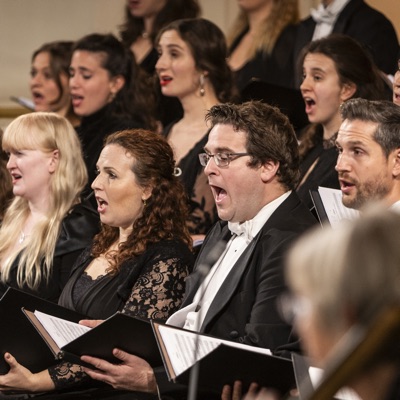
[81,348,157,393]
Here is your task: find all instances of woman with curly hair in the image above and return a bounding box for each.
[227,0,299,91]
[0,129,194,397]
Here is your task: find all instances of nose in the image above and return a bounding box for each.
[155,53,167,73]
[6,154,16,170]
[335,151,350,173]
[69,73,79,89]
[204,156,218,176]
[91,173,102,190]
[300,74,311,94]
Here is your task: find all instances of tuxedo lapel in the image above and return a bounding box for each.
[200,231,260,332]
[180,222,231,308]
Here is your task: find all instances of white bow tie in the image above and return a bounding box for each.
[311,4,337,25]
[228,220,253,244]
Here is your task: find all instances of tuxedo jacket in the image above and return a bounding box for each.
[155,192,316,398]
[293,0,399,81]
[181,191,316,352]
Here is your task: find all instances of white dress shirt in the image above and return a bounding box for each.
[311,0,351,40]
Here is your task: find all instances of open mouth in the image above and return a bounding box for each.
[339,179,355,194]
[96,197,108,213]
[303,97,316,113]
[159,76,172,86]
[210,185,227,204]
[10,172,22,183]
[32,91,44,101]
[71,94,84,107]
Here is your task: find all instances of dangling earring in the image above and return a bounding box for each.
[142,198,147,207]
[109,91,116,102]
[199,74,205,97]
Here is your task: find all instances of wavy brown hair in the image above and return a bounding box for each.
[91,129,192,273]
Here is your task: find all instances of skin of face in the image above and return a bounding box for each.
[155,30,202,102]
[91,144,152,231]
[301,53,355,133]
[335,119,398,210]
[203,124,276,223]
[393,70,400,106]
[126,0,167,18]
[30,51,70,113]
[6,145,58,203]
[69,50,124,117]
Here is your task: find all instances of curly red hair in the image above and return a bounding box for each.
[91,129,192,273]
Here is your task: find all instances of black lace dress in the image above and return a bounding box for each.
[46,238,194,395]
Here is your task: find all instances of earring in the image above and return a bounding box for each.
[199,74,205,97]
[143,199,147,207]
[109,91,116,102]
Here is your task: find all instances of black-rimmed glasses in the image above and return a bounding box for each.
[198,152,249,167]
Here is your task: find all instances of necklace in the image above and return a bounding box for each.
[141,31,150,39]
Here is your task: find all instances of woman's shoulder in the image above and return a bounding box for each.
[144,238,194,263]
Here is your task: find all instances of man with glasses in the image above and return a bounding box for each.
[79,101,316,398]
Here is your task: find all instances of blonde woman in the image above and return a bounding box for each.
[227,0,299,91]
[0,112,99,302]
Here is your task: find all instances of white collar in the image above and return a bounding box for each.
[228,191,291,244]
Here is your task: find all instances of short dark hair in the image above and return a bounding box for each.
[73,33,156,129]
[205,101,300,190]
[340,98,400,157]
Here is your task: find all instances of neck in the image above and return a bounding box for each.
[322,114,341,140]
[119,226,133,244]
[143,15,155,37]
[179,88,219,124]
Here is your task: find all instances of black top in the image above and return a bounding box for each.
[58,238,194,320]
[293,0,399,82]
[297,128,340,210]
[76,103,143,199]
[0,201,100,303]
[49,238,194,392]
[229,24,298,92]
[163,123,217,236]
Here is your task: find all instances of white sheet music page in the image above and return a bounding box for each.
[158,325,271,377]
[318,187,359,228]
[34,310,91,348]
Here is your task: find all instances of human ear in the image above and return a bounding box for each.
[49,149,59,174]
[340,82,357,102]
[142,186,153,201]
[110,75,125,95]
[260,160,280,183]
[391,149,400,177]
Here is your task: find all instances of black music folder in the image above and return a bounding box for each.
[0,288,85,374]
[23,310,162,369]
[152,321,296,396]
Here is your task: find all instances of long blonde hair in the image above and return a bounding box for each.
[0,112,87,289]
[227,0,299,58]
